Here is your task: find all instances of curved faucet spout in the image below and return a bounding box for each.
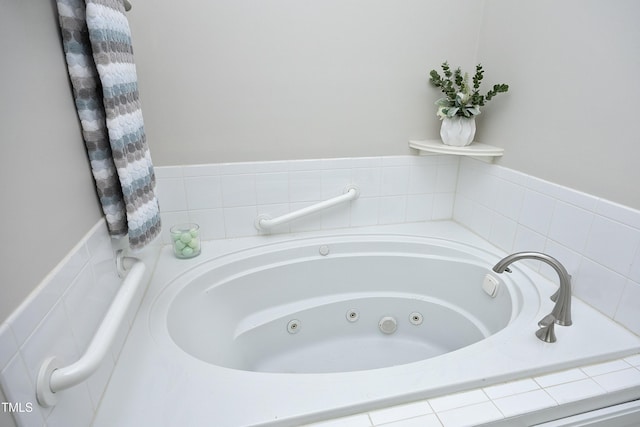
[492,252,572,327]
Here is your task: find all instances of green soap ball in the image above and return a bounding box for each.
[189,228,198,237]
[182,247,194,257]
[174,240,186,251]
[171,232,181,242]
[188,239,199,249]
[180,232,192,243]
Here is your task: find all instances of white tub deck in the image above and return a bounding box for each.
[93,222,640,427]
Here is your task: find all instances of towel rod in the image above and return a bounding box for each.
[36,251,146,407]
[255,185,360,231]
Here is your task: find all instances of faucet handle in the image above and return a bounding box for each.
[535,314,557,343]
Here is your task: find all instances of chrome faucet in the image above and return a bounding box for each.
[492,252,572,343]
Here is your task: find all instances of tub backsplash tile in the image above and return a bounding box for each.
[255,172,289,205]
[155,177,187,212]
[574,259,627,319]
[522,190,558,234]
[584,216,640,276]
[155,155,460,244]
[0,219,141,427]
[454,157,640,333]
[615,281,640,335]
[184,175,223,210]
[595,198,640,230]
[221,174,257,207]
[289,170,323,202]
[380,166,410,196]
[547,201,593,253]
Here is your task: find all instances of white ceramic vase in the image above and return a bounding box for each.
[440,116,476,147]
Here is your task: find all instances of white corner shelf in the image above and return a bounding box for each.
[409,139,504,163]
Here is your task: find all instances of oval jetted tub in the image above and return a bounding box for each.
[162,237,530,374]
[95,225,640,427]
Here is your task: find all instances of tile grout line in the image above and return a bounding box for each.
[340,353,640,427]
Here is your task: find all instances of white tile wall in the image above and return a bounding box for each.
[0,219,136,427]
[616,281,640,334]
[453,157,640,334]
[154,155,461,244]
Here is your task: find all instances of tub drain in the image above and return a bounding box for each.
[287,319,301,334]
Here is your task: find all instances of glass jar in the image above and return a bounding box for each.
[170,223,201,259]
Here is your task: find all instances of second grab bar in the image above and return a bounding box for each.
[36,253,146,407]
[255,185,360,231]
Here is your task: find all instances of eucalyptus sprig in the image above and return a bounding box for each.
[429,62,509,119]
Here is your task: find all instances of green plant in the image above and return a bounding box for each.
[429,62,509,119]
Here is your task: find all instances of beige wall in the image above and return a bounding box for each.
[0,1,103,323]
[128,0,483,164]
[131,0,640,211]
[477,0,640,210]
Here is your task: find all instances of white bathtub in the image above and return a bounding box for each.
[94,222,640,427]
[160,236,530,375]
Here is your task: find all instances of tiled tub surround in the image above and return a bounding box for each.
[154,155,459,242]
[1,154,639,426]
[0,219,159,427]
[453,157,640,336]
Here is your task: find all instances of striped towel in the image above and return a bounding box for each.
[57,0,161,250]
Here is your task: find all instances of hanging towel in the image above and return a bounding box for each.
[57,0,161,250]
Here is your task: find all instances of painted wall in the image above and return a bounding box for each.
[127,0,483,164]
[476,0,640,210]
[130,0,640,211]
[0,1,103,323]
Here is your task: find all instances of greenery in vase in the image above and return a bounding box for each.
[429,62,509,119]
